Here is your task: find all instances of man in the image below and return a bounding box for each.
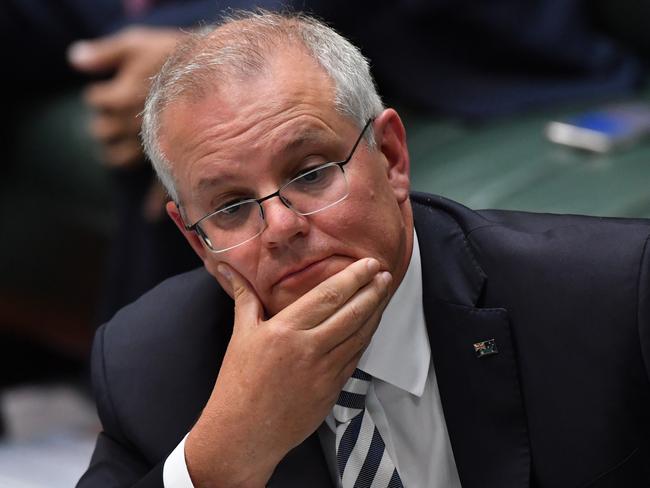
[78,11,650,488]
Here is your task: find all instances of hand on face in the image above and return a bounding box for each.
[185,257,392,487]
[68,26,184,168]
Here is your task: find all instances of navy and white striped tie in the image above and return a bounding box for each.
[333,369,404,488]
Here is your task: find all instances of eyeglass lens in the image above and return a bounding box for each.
[200,163,349,251]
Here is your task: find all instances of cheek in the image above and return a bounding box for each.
[339,187,405,261]
[321,203,393,256]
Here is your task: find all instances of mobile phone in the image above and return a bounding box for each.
[545,103,650,153]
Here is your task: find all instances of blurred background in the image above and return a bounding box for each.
[2,0,650,486]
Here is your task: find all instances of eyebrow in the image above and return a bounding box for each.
[196,172,237,195]
[280,128,333,155]
[194,127,339,194]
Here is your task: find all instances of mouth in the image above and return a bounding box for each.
[272,256,335,289]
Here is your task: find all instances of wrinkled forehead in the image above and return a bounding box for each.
[159,44,340,143]
[161,38,339,115]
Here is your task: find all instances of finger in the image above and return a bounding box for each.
[313,271,391,355]
[102,138,144,167]
[90,110,141,143]
[324,283,393,375]
[84,77,141,112]
[218,263,264,328]
[273,258,381,329]
[67,34,129,73]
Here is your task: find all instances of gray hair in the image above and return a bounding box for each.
[141,10,384,203]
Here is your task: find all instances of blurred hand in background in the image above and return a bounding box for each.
[68,26,185,168]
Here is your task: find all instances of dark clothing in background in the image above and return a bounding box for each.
[314,0,646,118]
[1,0,280,86]
[3,0,648,114]
[94,166,201,324]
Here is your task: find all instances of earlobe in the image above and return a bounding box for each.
[166,201,208,261]
[375,109,411,204]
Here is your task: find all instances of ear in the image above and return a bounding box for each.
[166,201,209,261]
[373,109,410,203]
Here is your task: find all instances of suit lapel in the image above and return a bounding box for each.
[413,197,531,488]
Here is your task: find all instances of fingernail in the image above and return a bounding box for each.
[217,264,232,280]
[366,258,379,273]
[67,41,93,63]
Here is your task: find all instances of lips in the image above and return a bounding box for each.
[272,256,333,288]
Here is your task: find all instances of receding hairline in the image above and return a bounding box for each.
[155,12,330,104]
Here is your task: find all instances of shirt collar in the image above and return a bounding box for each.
[356,230,430,397]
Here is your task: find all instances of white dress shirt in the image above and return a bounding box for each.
[163,231,462,487]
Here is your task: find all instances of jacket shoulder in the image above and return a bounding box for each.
[92,267,233,462]
[411,191,650,309]
[411,191,650,235]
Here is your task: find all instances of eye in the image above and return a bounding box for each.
[220,200,244,215]
[300,167,327,184]
[211,200,256,230]
[214,197,247,214]
[289,164,338,194]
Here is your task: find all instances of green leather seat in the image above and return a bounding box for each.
[407,91,650,218]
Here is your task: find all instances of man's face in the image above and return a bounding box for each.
[161,47,413,316]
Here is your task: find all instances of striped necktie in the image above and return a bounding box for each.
[333,369,404,488]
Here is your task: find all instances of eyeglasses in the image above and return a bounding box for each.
[184,118,374,253]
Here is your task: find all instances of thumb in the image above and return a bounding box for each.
[218,264,263,327]
[67,35,128,73]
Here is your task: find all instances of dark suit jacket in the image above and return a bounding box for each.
[78,192,650,487]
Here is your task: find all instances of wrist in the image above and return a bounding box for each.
[184,421,280,487]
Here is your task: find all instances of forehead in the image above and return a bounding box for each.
[158,47,352,202]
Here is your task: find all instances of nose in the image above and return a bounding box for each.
[259,196,309,248]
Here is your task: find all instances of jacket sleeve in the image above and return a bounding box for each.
[76,326,165,488]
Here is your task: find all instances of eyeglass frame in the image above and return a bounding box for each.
[181,117,374,253]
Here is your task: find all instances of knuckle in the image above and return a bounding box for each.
[301,341,320,362]
[318,285,342,306]
[346,302,366,324]
[262,325,284,348]
[232,285,247,302]
[268,324,291,344]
